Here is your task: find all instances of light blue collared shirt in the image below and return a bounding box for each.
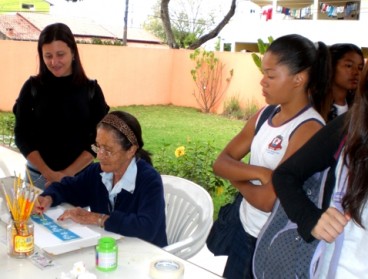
[100,157,137,210]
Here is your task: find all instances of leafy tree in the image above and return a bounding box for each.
[145,0,211,48]
[144,1,173,47]
[151,0,236,49]
[214,37,221,51]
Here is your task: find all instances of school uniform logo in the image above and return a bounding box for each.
[268,135,283,151]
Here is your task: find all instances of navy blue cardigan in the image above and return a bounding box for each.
[41,159,168,247]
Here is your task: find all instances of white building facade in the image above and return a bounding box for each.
[218,0,367,53]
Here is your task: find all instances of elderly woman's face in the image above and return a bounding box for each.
[95,127,135,174]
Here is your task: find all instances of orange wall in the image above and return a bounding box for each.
[0,40,264,113]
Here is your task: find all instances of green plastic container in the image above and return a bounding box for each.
[95,237,117,271]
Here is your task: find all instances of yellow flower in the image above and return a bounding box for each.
[216,186,224,196]
[175,146,185,157]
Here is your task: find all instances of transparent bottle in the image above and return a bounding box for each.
[7,219,34,258]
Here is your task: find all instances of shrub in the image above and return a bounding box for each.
[153,139,238,219]
[243,99,259,120]
[223,95,243,119]
[0,113,15,148]
[223,96,259,120]
[91,38,103,45]
[190,49,233,113]
[153,139,235,196]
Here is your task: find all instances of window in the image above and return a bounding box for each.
[22,4,35,10]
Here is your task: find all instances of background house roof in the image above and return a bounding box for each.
[0,14,40,40]
[0,12,162,44]
[19,12,115,38]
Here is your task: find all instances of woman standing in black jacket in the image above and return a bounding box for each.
[13,23,109,189]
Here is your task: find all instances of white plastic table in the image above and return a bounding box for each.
[0,176,223,279]
[0,231,223,278]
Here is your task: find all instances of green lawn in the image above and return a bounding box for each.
[113,105,244,153]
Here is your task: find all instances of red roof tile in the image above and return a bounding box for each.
[0,12,163,45]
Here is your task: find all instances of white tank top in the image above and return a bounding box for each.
[333,103,349,116]
[239,105,325,237]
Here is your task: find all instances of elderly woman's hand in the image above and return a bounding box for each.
[32,195,53,215]
[57,207,107,227]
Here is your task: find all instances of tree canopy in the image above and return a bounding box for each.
[145,0,237,49]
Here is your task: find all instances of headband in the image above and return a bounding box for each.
[101,114,138,146]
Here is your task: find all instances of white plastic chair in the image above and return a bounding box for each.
[0,157,11,178]
[0,145,26,178]
[162,174,214,260]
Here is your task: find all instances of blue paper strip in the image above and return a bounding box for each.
[31,214,81,241]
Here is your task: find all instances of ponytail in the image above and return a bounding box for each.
[309,41,332,120]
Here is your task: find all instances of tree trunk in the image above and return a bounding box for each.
[161,0,179,49]
[188,0,236,50]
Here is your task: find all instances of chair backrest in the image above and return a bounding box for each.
[0,157,11,178]
[0,145,26,178]
[161,174,214,259]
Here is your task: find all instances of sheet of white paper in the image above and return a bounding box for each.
[33,206,101,255]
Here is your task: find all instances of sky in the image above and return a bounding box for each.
[50,0,157,27]
[49,0,233,28]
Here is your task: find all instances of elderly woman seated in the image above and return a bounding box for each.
[34,111,168,247]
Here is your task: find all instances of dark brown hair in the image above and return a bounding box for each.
[37,23,88,85]
[343,60,368,227]
[267,34,332,117]
[325,43,364,121]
